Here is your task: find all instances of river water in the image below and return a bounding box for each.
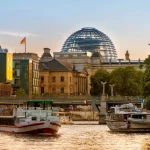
[0,122,149,150]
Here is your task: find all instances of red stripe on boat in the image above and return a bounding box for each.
[16,122,44,128]
[50,122,61,127]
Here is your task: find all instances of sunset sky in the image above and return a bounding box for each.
[0,0,150,60]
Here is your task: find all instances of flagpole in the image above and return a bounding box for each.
[25,37,26,53]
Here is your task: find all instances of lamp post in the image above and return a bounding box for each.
[101,81,107,95]
[109,84,115,96]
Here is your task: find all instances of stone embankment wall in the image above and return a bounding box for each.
[71,110,99,121]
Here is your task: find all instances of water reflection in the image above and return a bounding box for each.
[0,123,149,150]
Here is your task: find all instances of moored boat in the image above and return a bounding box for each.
[0,100,61,134]
[106,103,150,132]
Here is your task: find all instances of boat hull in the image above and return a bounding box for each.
[129,121,150,129]
[106,120,150,132]
[0,121,61,134]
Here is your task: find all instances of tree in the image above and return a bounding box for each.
[90,69,110,95]
[142,55,150,97]
[145,97,150,110]
[15,88,26,96]
[110,66,143,96]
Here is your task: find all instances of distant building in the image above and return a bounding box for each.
[0,83,12,96]
[0,46,12,83]
[0,46,12,96]
[13,52,39,61]
[39,59,88,95]
[12,53,39,96]
[39,27,145,95]
[53,27,144,94]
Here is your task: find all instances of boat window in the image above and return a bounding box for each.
[110,108,115,113]
[123,114,131,120]
[32,117,37,121]
[132,115,146,119]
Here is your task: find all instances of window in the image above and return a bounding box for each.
[25,65,28,71]
[14,79,20,85]
[36,64,38,70]
[55,55,60,58]
[60,87,64,93]
[41,76,44,83]
[63,55,68,57]
[52,87,56,93]
[52,77,56,82]
[25,74,28,79]
[33,79,35,86]
[41,87,44,94]
[60,76,64,82]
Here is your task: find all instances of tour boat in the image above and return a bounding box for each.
[0,100,61,134]
[106,103,150,132]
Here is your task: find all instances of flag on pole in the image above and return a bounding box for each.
[20,37,26,44]
[20,37,27,53]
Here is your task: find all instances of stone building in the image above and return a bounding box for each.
[40,27,145,95]
[53,27,144,94]
[39,59,88,95]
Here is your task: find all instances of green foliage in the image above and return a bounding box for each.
[143,64,150,97]
[33,91,39,96]
[143,55,150,66]
[145,97,150,110]
[142,55,150,97]
[42,92,50,96]
[15,88,26,96]
[90,66,143,96]
[90,69,110,95]
[110,66,143,96]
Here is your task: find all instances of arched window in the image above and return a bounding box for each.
[60,87,64,93]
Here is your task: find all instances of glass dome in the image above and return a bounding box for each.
[61,27,117,61]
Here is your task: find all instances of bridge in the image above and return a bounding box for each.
[0,96,141,106]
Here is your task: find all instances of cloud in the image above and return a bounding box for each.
[0,31,39,37]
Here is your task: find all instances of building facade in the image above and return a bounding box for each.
[38,27,146,95]
[0,46,12,96]
[12,53,39,96]
[0,46,12,83]
[39,59,88,95]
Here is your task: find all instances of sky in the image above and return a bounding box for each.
[0,0,150,60]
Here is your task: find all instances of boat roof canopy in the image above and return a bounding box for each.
[27,100,54,103]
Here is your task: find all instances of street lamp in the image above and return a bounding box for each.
[109,84,115,97]
[101,81,107,95]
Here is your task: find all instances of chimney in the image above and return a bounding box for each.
[44,48,50,54]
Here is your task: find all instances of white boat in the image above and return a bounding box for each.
[106,103,150,132]
[0,100,61,134]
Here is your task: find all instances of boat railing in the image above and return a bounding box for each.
[16,108,59,118]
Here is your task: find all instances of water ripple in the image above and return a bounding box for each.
[0,123,149,150]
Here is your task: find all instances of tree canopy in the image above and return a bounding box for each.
[110,66,143,96]
[90,69,110,95]
[15,88,26,96]
[90,66,143,96]
[142,55,150,97]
